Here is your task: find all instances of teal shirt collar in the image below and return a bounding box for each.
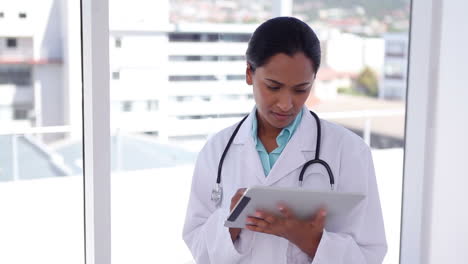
[252,108,303,152]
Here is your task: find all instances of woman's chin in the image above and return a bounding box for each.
[267,117,292,129]
[270,113,294,126]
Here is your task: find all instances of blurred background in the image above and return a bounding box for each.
[0,0,410,263]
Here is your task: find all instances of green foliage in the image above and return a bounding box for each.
[337,86,350,94]
[356,67,379,97]
[337,86,366,96]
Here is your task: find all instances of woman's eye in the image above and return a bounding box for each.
[295,89,307,93]
[267,85,280,90]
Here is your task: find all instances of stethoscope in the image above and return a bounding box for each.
[211,110,335,206]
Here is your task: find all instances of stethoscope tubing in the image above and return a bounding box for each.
[213,110,335,205]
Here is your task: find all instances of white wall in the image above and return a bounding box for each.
[401,0,468,263]
[423,0,468,262]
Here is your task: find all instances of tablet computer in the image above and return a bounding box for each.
[224,186,365,231]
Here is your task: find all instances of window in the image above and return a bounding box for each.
[13,108,29,120]
[219,34,251,42]
[169,75,217,81]
[112,71,120,80]
[6,38,17,48]
[0,66,32,86]
[121,101,132,112]
[226,74,245,80]
[1,0,84,263]
[146,100,159,111]
[384,63,405,79]
[169,33,252,43]
[169,33,201,42]
[115,37,121,48]
[293,2,409,264]
[386,41,406,57]
[169,55,245,61]
[3,0,462,263]
[174,96,194,102]
[106,0,410,263]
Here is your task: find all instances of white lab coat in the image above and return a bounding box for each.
[183,107,387,263]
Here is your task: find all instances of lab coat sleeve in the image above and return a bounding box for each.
[311,146,387,264]
[182,141,252,263]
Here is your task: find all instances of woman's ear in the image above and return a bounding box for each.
[246,64,253,85]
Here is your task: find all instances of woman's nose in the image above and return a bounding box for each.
[277,94,293,112]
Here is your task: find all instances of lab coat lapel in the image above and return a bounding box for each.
[233,108,268,184]
[265,108,318,186]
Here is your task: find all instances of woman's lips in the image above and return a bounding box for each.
[272,112,293,121]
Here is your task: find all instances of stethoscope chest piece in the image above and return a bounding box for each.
[211,183,223,206]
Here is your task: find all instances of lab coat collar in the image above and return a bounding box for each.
[232,107,256,145]
[266,106,318,186]
[233,106,319,186]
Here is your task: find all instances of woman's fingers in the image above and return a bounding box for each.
[253,211,277,224]
[246,211,276,226]
[246,223,268,233]
[246,210,279,231]
[246,217,276,235]
[313,208,327,228]
[247,216,269,228]
[230,188,247,211]
[278,204,295,219]
[246,207,327,244]
[233,188,246,201]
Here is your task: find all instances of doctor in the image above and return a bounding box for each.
[183,17,387,263]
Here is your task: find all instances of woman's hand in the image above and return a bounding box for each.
[229,188,247,242]
[245,205,327,259]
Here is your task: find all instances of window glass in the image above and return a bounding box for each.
[0,1,84,263]
[6,38,17,48]
[108,0,410,263]
[293,1,410,263]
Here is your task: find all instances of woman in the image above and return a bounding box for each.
[183,17,387,263]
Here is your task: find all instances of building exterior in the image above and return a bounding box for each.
[0,0,62,130]
[109,22,257,141]
[320,29,385,74]
[2,0,397,156]
[379,32,409,100]
[0,0,83,142]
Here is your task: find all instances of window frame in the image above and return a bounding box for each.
[400,0,455,263]
[79,0,457,263]
[81,0,111,264]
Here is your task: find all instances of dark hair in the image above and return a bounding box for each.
[246,17,321,74]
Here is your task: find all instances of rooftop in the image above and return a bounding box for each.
[307,94,405,144]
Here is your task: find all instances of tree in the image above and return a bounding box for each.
[356,66,379,97]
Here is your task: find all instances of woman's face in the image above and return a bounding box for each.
[246,52,315,131]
